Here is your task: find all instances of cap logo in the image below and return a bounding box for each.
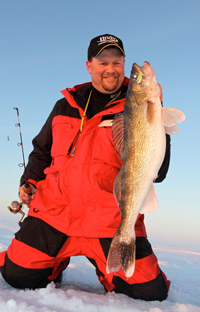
[97,36,119,46]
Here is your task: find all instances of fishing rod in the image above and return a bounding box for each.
[7,107,31,224]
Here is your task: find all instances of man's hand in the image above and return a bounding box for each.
[19,184,36,207]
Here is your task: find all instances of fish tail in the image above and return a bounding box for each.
[106,232,136,278]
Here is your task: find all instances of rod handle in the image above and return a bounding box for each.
[24,183,31,195]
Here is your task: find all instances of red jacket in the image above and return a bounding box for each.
[22,79,170,238]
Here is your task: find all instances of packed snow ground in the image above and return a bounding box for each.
[0,222,199,312]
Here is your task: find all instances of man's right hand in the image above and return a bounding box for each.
[19,184,36,207]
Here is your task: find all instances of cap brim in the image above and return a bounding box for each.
[95,44,125,58]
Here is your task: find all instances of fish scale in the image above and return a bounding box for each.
[106,61,185,278]
[121,101,161,234]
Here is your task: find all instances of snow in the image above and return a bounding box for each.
[0,223,200,312]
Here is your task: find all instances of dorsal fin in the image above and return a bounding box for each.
[111,113,124,160]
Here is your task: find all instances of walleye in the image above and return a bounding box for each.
[106,61,185,278]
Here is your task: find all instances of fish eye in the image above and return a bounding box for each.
[133,74,138,79]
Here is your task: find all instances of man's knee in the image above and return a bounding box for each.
[1,253,53,289]
[0,216,69,289]
[112,271,169,301]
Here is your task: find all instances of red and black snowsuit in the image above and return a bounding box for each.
[0,78,171,301]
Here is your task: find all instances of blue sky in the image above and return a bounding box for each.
[0,0,199,250]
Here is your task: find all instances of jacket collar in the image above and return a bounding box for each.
[60,77,129,117]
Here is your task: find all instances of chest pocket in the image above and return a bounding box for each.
[51,116,80,158]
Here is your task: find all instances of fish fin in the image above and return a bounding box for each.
[106,231,136,278]
[111,113,124,160]
[98,119,113,127]
[164,125,179,135]
[162,107,186,135]
[113,170,122,214]
[140,183,158,213]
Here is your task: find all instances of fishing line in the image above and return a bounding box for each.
[7,108,16,141]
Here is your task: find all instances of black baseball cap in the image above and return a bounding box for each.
[87,34,125,60]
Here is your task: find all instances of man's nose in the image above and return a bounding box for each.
[105,63,116,73]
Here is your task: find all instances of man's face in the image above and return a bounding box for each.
[86,48,125,94]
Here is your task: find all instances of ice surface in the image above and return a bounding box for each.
[0,223,200,312]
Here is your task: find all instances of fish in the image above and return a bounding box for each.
[106,61,185,278]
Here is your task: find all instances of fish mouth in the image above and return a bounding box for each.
[130,61,154,97]
[131,61,152,87]
[131,64,143,82]
[131,61,150,75]
[131,63,141,73]
[131,64,143,85]
[132,63,141,69]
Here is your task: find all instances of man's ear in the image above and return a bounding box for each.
[86,60,92,74]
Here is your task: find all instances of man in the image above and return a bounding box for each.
[0,34,170,301]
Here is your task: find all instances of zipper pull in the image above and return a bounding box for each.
[70,133,80,157]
